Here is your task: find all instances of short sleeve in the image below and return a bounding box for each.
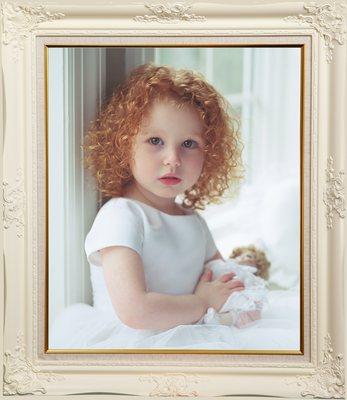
[196,213,218,261]
[85,199,144,267]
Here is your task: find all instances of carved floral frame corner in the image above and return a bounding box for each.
[291,334,345,399]
[284,1,346,63]
[3,334,63,395]
[1,1,65,61]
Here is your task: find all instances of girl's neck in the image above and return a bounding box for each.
[123,183,186,216]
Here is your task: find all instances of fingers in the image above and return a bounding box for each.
[229,287,244,296]
[226,279,244,290]
[218,272,235,282]
[200,268,212,282]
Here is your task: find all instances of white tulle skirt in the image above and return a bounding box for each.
[50,288,299,350]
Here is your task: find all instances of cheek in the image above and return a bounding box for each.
[132,147,157,171]
[186,152,205,173]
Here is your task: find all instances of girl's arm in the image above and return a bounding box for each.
[100,246,243,330]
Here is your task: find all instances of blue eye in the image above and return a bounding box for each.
[182,139,198,149]
[148,137,163,145]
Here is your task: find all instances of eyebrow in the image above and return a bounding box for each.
[140,129,203,140]
[187,133,204,140]
[138,128,162,136]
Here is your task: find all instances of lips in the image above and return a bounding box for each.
[159,174,182,186]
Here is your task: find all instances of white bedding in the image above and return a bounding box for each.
[50,287,299,350]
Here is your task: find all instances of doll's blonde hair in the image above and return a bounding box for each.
[230,245,271,280]
[84,63,243,209]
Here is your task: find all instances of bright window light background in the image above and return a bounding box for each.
[156,47,301,288]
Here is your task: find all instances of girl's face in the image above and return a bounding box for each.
[130,99,205,205]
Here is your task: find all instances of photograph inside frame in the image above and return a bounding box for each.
[47,46,302,351]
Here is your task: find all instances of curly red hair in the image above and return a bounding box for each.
[84,63,243,209]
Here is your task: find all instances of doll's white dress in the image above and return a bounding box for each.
[50,198,300,350]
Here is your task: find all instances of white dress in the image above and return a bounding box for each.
[50,197,300,350]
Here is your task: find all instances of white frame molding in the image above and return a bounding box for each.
[1,0,346,398]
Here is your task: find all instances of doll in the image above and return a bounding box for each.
[201,248,269,328]
[230,245,271,280]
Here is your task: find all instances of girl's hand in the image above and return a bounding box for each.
[194,268,245,311]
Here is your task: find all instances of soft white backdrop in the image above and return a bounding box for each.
[48,47,301,325]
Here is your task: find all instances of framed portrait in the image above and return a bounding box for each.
[1,0,346,398]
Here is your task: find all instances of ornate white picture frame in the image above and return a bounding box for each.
[1,0,346,398]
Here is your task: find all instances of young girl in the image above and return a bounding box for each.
[51,64,266,349]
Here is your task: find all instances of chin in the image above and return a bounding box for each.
[156,189,181,198]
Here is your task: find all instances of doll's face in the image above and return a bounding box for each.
[234,251,257,266]
[130,99,205,203]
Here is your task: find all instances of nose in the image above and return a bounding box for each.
[163,146,181,168]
